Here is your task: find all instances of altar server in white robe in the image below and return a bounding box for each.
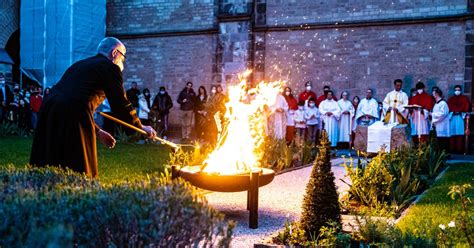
[337,91,354,143]
[383,79,409,125]
[319,91,341,147]
[268,93,289,140]
[430,88,450,151]
[355,89,379,126]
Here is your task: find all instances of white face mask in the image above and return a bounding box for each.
[298,106,304,110]
[306,86,311,91]
[454,90,461,96]
[412,93,417,97]
[285,91,291,96]
[309,103,315,107]
[417,89,423,94]
[211,89,217,94]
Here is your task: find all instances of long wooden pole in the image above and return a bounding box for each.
[99,112,180,150]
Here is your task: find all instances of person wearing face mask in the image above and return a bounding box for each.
[29,87,43,130]
[30,37,156,178]
[152,86,173,139]
[319,91,341,147]
[8,84,23,124]
[138,89,152,125]
[194,86,208,142]
[337,91,354,146]
[293,101,307,145]
[298,81,317,106]
[0,73,13,123]
[447,85,470,153]
[204,85,222,145]
[355,89,379,126]
[304,98,320,144]
[408,82,434,144]
[283,87,298,144]
[351,96,360,142]
[430,88,450,151]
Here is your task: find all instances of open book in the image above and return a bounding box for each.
[404,104,422,109]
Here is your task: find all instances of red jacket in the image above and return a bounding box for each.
[298,91,317,103]
[284,95,298,110]
[409,92,434,111]
[448,95,470,113]
[30,94,43,113]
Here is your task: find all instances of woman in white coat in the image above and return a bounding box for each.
[430,88,450,151]
[138,91,151,125]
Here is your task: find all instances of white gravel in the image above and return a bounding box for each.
[204,157,351,247]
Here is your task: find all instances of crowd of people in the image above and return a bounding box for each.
[4,68,470,154]
[269,79,470,154]
[0,73,51,131]
[112,78,470,154]
[113,81,227,144]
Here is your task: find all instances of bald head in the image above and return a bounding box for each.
[97,37,125,56]
[97,37,126,71]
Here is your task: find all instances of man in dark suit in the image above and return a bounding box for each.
[30,37,156,178]
[0,73,13,123]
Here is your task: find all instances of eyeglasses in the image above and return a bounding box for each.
[117,49,126,60]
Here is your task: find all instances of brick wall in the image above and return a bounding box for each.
[106,0,217,35]
[106,0,473,125]
[263,22,466,101]
[266,0,467,26]
[121,34,217,124]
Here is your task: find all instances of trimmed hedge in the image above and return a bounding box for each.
[0,166,233,247]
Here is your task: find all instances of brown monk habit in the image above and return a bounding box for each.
[30,54,142,178]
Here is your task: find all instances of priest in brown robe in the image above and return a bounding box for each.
[447,85,470,153]
[30,37,156,178]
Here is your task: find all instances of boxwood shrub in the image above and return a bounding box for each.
[0,166,233,247]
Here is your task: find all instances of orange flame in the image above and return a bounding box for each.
[202,70,284,175]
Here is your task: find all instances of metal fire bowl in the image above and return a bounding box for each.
[178,165,275,192]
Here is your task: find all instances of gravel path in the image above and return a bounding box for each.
[204,157,351,247]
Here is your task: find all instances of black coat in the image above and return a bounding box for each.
[0,84,13,105]
[126,88,140,108]
[152,92,173,115]
[177,88,196,111]
[30,54,141,178]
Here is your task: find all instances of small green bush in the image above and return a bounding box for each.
[0,166,233,247]
[300,130,341,239]
[353,216,433,247]
[344,136,447,216]
[342,149,394,209]
[274,219,350,247]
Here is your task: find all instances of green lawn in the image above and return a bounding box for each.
[0,137,171,184]
[397,163,474,242]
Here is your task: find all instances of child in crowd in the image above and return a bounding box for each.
[294,101,307,145]
[305,97,320,144]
